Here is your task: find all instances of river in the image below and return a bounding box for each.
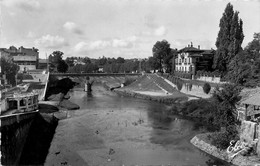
[45,84,230,165]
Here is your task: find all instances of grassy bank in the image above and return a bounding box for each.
[114,89,188,104]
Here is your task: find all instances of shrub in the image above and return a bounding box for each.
[211,125,239,149]
[188,83,193,91]
[176,80,183,91]
[124,77,136,86]
[203,83,211,94]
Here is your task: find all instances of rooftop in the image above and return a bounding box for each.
[178,46,202,53]
[242,92,260,106]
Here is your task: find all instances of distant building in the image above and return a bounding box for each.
[174,42,214,77]
[73,59,85,66]
[38,59,48,69]
[0,46,39,72]
[98,66,104,73]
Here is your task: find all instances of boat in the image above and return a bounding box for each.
[1,92,39,116]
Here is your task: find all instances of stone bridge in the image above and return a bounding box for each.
[50,73,142,77]
[50,73,142,92]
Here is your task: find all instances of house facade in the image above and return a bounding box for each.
[174,43,214,77]
[0,46,39,72]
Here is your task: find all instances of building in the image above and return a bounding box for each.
[174,42,214,77]
[0,46,39,72]
[38,59,48,70]
[241,93,260,121]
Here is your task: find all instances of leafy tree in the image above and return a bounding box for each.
[246,32,260,53]
[57,60,68,73]
[148,56,160,73]
[49,51,64,72]
[203,83,211,94]
[212,84,241,127]
[227,32,260,87]
[0,56,19,86]
[116,57,125,63]
[213,3,244,72]
[152,40,171,72]
[97,56,107,66]
[65,57,76,67]
[164,48,177,73]
[82,57,91,64]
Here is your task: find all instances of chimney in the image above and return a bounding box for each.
[191,42,193,47]
[198,45,200,50]
[188,44,190,47]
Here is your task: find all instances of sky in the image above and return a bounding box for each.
[0,0,260,59]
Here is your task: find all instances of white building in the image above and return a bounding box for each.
[175,43,214,76]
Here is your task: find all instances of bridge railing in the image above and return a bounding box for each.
[49,73,142,77]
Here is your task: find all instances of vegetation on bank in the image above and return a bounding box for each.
[178,84,242,149]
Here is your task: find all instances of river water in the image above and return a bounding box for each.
[47,84,230,165]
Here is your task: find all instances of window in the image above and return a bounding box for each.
[8,100,18,110]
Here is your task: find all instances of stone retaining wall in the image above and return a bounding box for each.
[191,133,260,165]
[190,134,228,161]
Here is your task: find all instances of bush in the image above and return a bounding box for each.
[211,125,239,149]
[124,77,136,86]
[176,80,183,91]
[203,83,211,94]
[188,83,193,91]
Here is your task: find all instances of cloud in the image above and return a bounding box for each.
[27,31,35,38]
[34,35,68,49]
[74,40,110,53]
[144,14,157,28]
[141,26,167,37]
[74,36,138,54]
[63,22,83,35]
[154,26,167,36]
[1,0,40,11]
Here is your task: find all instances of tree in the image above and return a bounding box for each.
[164,48,177,73]
[227,32,260,87]
[65,57,76,67]
[213,3,244,72]
[148,56,160,73]
[203,83,211,94]
[212,84,241,127]
[49,51,64,72]
[97,56,107,66]
[152,40,171,72]
[82,57,91,64]
[57,60,68,73]
[1,56,19,86]
[116,57,125,63]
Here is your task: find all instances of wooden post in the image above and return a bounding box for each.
[16,98,20,111]
[25,97,29,112]
[245,104,249,120]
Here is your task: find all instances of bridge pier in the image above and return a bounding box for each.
[84,82,92,92]
[84,76,93,92]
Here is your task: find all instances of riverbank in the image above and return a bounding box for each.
[41,76,80,115]
[100,75,190,104]
[114,89,188,104]
[191,133,260,165]
[45,85,229,165]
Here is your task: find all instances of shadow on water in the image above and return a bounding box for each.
[18,113,58,165]
[146,104,231,165]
